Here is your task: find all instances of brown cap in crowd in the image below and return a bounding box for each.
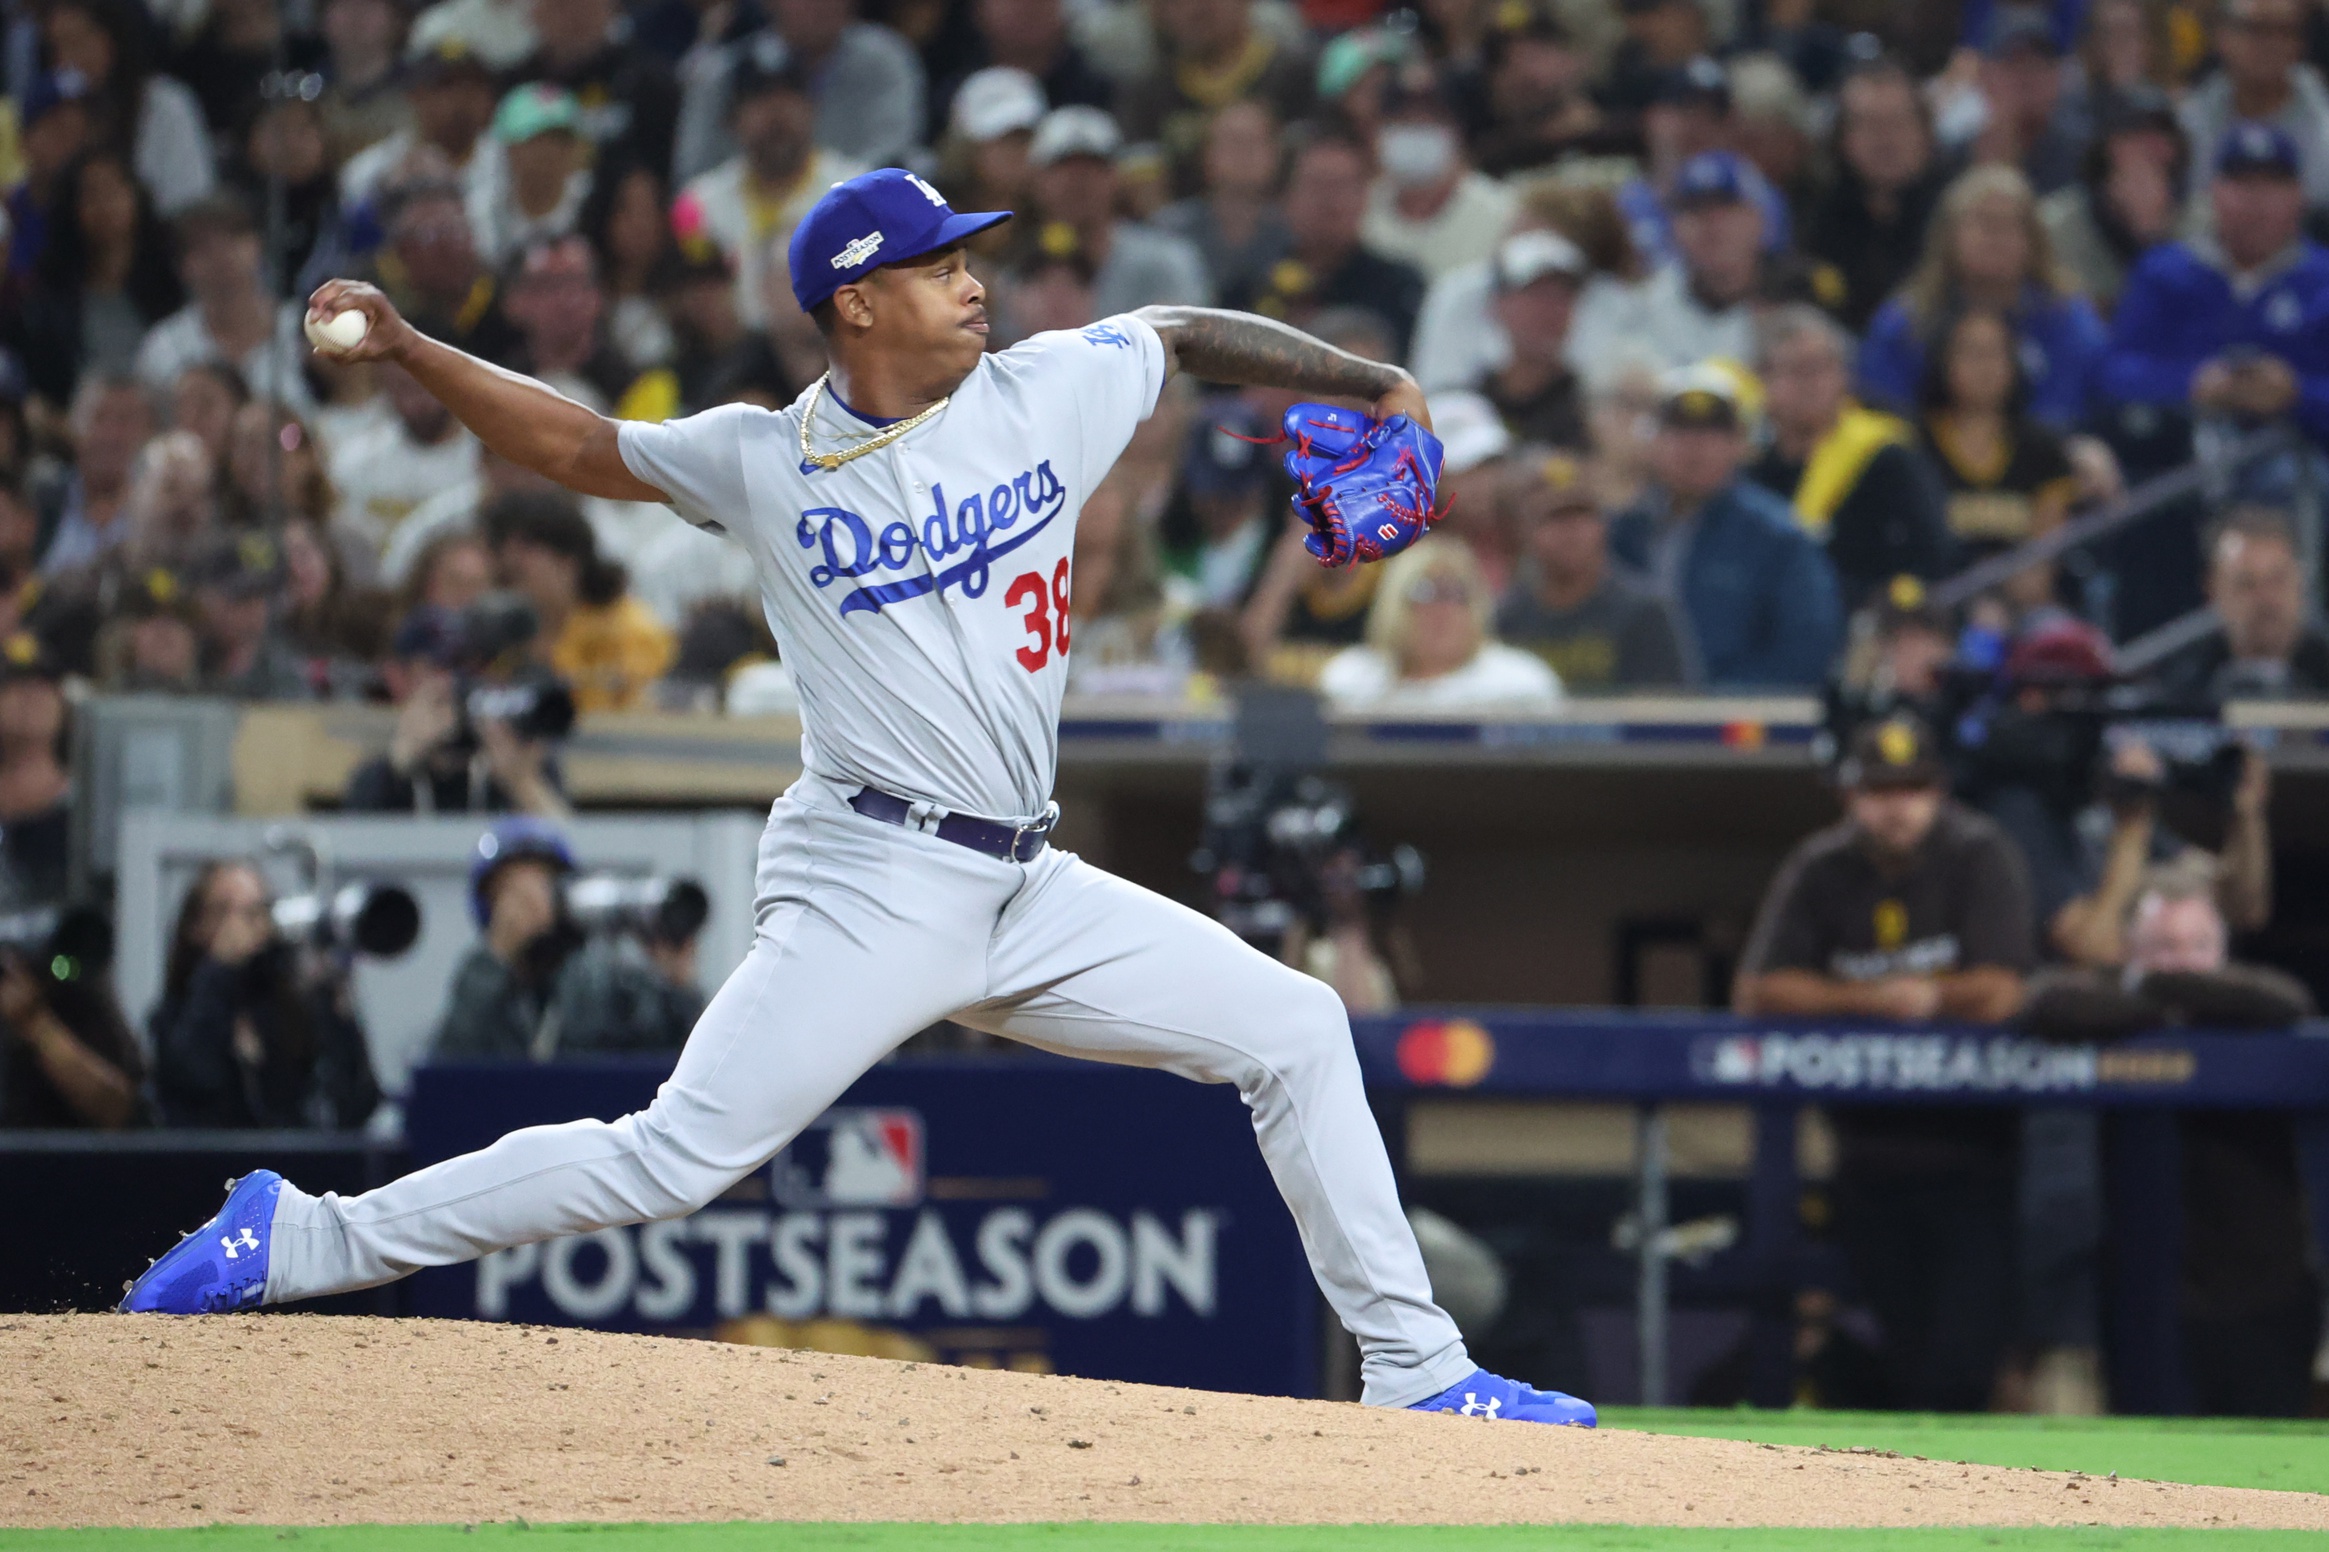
[1837,714,1946,790]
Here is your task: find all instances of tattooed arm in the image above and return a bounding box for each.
[1132,306,1433,430]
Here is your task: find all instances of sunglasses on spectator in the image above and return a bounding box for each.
[1406,576,1474,606]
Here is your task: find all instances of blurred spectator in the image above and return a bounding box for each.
[1065,475,1186,692]
[370,176,524,364]
[172,0,328,138]
[340,34,503,234]
[403,529,497,615]
[674,40,865,330]
[1584,364,1665,513]
[938,66,1046,229]
[1160,399,1276,613]
[44,0,216,214]
[93,564,202,691]
[1976,8,2086,194]
[485,490,674,712]
[1729,53,1821,215]
[1749,304,1952,605]
[479,85,591,265]
[1805,57,1951,333]
[2023,851,2318,1418]
[1735,713,2034,1411]
[7,72,97,284]
[1835,574,1958,720]
[12,150,185,406]
[1918,306,2079,598]
[1610,368,1844,688]
[662,250,753,411]
[134,195,310,412]
[998,247,1096,340]
[2155,506,2329,697]
[436,817,703,1059]
[577,159,680,375]
[2103,123,2329,444]
[1602,0,1713,118]
[672,0,928,183]
[342,602,571,814]
[1025,107,1211,317]
[515,0,681,179]
[329,359,482,563]
[1859,165,2110,429]
[279,515,393,677]
[1231,129,1423,358]
[1362,68,1516,282]
[150,858,380,1129]
[1625,151,1765,374]
[2039,90,2189,314]
[2067,0,2176,130]
[40,375,154,576]
[170,361,250,475]
[0,639,72,905]
[1618,58,1794,270]
[2178,0,2329,210]
[409,0,539,73]
[220,402,330,533]
[1469,14,1604,177]
[1318,539,1563,712]
[934,0,1111,126]
[1117,0,1314,195]
[502,236,640,413]
[187,529,310,698]
[230,97,346,295]
[1312,24,1410,148]
[1154,99,1292,305]
[1469,231,1590,447]
[316,0,412,169]
[1495,450,1690,690]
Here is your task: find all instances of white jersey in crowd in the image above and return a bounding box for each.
[619,314,1168,824]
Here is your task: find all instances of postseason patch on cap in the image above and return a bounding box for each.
[831,232,884,270]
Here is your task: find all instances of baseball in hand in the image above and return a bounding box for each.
[304,308,369,354]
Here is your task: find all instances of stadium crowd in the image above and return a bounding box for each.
[0,0,2327,1415]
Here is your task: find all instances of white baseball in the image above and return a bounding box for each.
[303,308,369,354]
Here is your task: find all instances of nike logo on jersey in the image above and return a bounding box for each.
[796,460,1069,617]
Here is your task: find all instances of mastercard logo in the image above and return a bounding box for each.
[1395,1020,1496,1087]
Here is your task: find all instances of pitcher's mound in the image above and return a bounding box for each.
[6,1314,2323,1530]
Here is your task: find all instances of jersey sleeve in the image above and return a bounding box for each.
[1000,315,1170,492]
[616,404,756,535]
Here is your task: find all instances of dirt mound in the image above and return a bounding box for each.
[5,1314,2323,1530]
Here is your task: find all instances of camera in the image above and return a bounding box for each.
[1191,765,1424,952]
[271,883,422,958]
[441,593,578,746]
[0,903,114,984]
[562,874,709,944]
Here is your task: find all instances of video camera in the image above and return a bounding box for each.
[1192,765,1424,953]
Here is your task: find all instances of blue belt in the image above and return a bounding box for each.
[848,787,1057,863]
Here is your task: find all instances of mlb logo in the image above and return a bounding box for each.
[771,1108,925,1207]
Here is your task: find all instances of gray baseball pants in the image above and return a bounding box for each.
[263,774,1473,1408]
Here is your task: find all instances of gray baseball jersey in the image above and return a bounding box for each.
[617,315,1168,823]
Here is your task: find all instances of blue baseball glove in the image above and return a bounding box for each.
[1278,403,1446,568]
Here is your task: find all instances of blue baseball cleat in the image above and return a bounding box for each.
[1408,1368,1597,1426]
[119,1171,285,1314]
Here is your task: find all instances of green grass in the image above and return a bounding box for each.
[1601,1408,2329,1496]
[0,1531,2324,1552]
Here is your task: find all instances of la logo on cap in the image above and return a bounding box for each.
[832,231,884,269]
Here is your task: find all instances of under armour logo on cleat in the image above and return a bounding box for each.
[1458,1394,1502,1418]
[220,1228,259,1259]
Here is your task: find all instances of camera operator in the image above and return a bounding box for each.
[0,945,143,1129]
[149,860,381,1129]
[434,819,704,1060]
[1734,713,2035,1410]
[341,606,572,817]
[2024,856,2320,1416]
[0,634,74,905]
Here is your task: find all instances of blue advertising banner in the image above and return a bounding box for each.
[402,1058,1317,1398]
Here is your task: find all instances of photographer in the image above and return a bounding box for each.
[341,606,572,817]
[434,819,704,1061]
[0,925,143,1130]
[1734,714,2034,1410]
[149,860,380,1129]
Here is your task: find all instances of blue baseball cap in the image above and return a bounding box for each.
[787,168,1011,313]
[2217,121,2302,180]
[1671,149,1755,208]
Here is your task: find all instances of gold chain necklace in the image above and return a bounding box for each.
[796,374,949,472]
